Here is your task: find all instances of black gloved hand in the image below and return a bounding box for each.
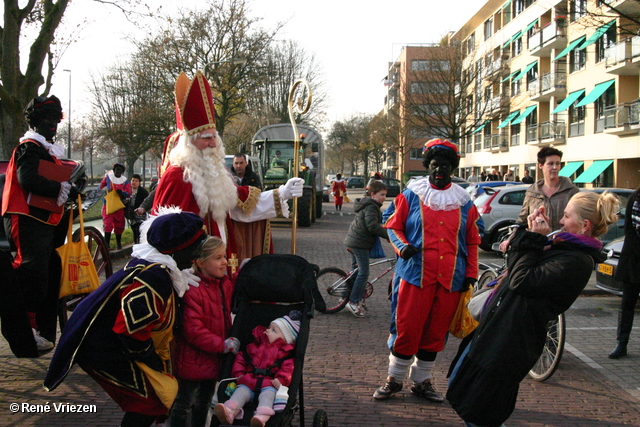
[400,245,419,260]
[68,184,80,202]
[463,277,477,291]
[116,189,123,195]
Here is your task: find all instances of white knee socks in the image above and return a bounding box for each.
[409,359,435,384]
[387,354,413,380]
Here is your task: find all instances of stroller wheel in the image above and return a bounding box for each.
[312,409,329,427]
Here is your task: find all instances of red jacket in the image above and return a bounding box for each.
[171,274,234,381]
[233,325,295,389]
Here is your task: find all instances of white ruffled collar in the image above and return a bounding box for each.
[107,170,128,185]
[20,130,66,158]
[131,243,189,297]
[407,178,470,211]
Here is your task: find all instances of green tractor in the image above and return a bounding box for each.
[250,124,324,227]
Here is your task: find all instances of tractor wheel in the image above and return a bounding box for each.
[298,187,313,227]
[315,192,323,219]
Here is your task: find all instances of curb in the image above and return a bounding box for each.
[109,245,132,261]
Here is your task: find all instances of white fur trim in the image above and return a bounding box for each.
[21,131,66,158]
[107,171,127,185]
[407,178,470,211]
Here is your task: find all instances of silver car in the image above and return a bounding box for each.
[473,184,530,251]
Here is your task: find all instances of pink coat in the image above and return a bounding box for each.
[171,274,234,381]
[232,325,295,389]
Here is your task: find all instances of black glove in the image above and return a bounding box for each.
[68,184,80,202]
[463,277,477,291]
[116,189,123,195]
[400,245,419,260]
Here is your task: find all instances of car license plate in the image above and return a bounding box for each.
[597,263,614,276]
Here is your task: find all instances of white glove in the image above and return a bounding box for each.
[279,178,304,199]
[224,337,240,354]
[57,181,72,206]
[181,267,201,288]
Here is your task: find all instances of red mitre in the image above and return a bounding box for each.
[174,70,216,135]
[422,138,460,157]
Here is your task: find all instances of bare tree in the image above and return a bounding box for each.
[0,0,151,157]
[326,114,372,176]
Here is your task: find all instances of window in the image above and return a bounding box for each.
[484,17,494,40]
[499,190,526,205]
[569,93,586,136]
[411,82,449,94]
[571,0,587,21]
[514,0,524,17]
[413,104,450,116]
[595,83,615,132]
[526,63,538,90]
[475,59,483,79]
[511,78,521,96]
[596,23,617,63]
[466,33,476,56]
[570,47,586,72]
[510,123,521,146]
[412,60,451,71]
[410,128,431,138]
[409,148,422,160]
[466,95,474,116]
[484,86,492,102]
[526,109,538,142]
[512,36,522,56]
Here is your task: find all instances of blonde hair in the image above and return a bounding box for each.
[193,236,226,273]
[569,191,620,238]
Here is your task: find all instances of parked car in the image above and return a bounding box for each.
[326,174,336,185]
[595,236,624,296]
[323,185,330,202]
[381,177,403,197]
[473,184,530,251]
[406,175,471,189]
[346,176,365,188]
[466,181,518,201]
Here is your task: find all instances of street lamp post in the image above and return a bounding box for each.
[63,69,71,158]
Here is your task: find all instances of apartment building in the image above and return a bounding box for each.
[451,0,640,188]
[383,44,459,182]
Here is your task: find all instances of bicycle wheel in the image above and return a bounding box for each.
[529,312,565,382]
[317,267,351,314]
[476,268,497,292]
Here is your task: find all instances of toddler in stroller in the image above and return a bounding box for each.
[209,254,328,427]
[214,310,301,426]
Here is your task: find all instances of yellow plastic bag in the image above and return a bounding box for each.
[448,289,479,339]
[344,195,351,203]
[105,188,125,214]
[135,361,178,409]
[57,196,101,298]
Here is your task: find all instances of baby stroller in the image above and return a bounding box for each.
[211,254,328,427]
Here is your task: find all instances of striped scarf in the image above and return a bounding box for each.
[551,232,603,252]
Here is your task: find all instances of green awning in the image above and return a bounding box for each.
[501,69,520,82]
[510,105,537,124]
[472,122,488,134]
[578,21,615,50]
[512,61,538,81]
[575,80,615,107]
[503,30,522,48]
[524,19,539,34]
[573,160,613,184]
[501,0,512,11]
[551,89,586,114]
[497,111,520,129]
[558,161,584,177]
[554,36,586,61]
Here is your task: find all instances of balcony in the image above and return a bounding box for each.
[603,102,640,135]
[489,134,509,152]
[527,79,539,98]
[485,58,509,76]
[529,22,567,57]
[487,95,508,116]
[605,36,640,75]
[526,124,539,143]
[537,120,566,145]
[530,71,567,101]
[602,0,640,15]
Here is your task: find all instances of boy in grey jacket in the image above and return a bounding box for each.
[343,181,389,317]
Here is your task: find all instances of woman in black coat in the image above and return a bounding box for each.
[126,174,149,244]
[609,186,640,359]
[447,191,619,427]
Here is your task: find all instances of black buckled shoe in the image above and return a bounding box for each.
[373,379,403,400]
[410,380,444,403]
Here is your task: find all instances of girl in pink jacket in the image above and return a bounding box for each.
[214,310,301,427]
[169,237,240,427]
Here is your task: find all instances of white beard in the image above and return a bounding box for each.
[169,133,237,222]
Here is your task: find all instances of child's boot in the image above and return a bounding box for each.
[250,406,275,427]
[214,401,241,425]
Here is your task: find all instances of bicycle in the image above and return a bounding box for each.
[317,249,396,314]
[477,225,565,382]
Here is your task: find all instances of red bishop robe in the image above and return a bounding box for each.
[152,165,279,273]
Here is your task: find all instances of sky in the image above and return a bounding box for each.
[49,0,482,130]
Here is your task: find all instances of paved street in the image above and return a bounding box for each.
[1,199,640,426]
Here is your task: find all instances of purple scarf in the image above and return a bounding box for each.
[551,232,603,252]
